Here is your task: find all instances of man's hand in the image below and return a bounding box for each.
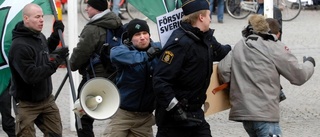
[147,46,160,61]
[51,20,64,39]
[50,54,65,68]
[303,56,315,67]
[52,47,69,59]
[50,47,69,68]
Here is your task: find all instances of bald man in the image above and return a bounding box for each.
[9,3,68,137]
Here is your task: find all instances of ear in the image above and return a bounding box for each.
[23,15,28,21]
[199,14,205,22]
[276,32,281,39]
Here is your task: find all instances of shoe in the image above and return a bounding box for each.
[118,14,128,20]
[218,20,223,23]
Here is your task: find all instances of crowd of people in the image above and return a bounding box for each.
[1,0,316,137]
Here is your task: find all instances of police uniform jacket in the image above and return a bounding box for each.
[218,34,314,122]
[69,10,122,79]
[110,41,161,112]
[153,22,231,127]
[9,21,60,102]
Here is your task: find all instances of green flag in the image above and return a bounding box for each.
[128,0,183,23]
[0,0,53,95]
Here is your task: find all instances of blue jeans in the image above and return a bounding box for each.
[112,0,121,15]
[242,121,282,137]
[209,0,224,21]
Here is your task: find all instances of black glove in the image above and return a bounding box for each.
[51,20,64,39]
[52,47,69,59]
[146,46,160,61]
[303,56,315,67]
[51,54,66,68]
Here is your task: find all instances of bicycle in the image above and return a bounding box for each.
[79,0,148,21]
[225,0,302,21]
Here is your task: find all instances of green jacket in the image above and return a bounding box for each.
[70,10,122,78]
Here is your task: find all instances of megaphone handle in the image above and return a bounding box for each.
[75,114,83,130]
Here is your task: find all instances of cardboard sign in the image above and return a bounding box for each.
[204,63,231,116]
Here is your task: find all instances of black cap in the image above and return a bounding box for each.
[87,0,108,11]
[127,19,150,40]
[182,0,210,16]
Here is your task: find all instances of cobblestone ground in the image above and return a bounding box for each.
[1,9,320,137]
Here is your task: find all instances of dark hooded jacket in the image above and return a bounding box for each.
[69,10,122,79]
[9,21,60,102]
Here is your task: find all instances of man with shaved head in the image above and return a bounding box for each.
[9,3,68,137]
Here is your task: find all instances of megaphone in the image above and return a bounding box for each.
[73,77,120,120]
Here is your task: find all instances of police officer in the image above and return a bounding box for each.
[153,0,231,136]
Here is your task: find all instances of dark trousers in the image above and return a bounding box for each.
[0,86,16,137]
[156,122,211,137]
[75,78,95,137]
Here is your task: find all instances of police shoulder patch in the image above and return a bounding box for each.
[161,51,174,64]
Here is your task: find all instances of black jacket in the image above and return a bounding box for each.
[9,21,59,102]
[153,22,231,127]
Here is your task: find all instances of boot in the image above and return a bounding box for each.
[118,14,128,20]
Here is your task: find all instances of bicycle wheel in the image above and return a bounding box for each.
[226,0,252,19]
[126,2,148,21]
[80,0,90,21]
[275,0,301,21]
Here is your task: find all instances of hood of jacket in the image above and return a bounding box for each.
[12,21,40,40]
[88,10,122,30]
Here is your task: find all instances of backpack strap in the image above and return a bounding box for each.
[86,29,113,79]
[87,28,120,80]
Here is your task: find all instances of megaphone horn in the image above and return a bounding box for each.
[85,95,103,110]
[73,77,120,120]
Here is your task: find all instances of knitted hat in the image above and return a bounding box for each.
[87,0,108,11]
[182,0,210,16]
[127,19,150,40]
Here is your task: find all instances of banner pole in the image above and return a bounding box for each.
[48,0,82,130]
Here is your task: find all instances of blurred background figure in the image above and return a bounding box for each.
[112,0,128,20]
[61,0,68,14]
[209,0,224,23]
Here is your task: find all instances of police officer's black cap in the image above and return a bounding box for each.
[182,0,210,16]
